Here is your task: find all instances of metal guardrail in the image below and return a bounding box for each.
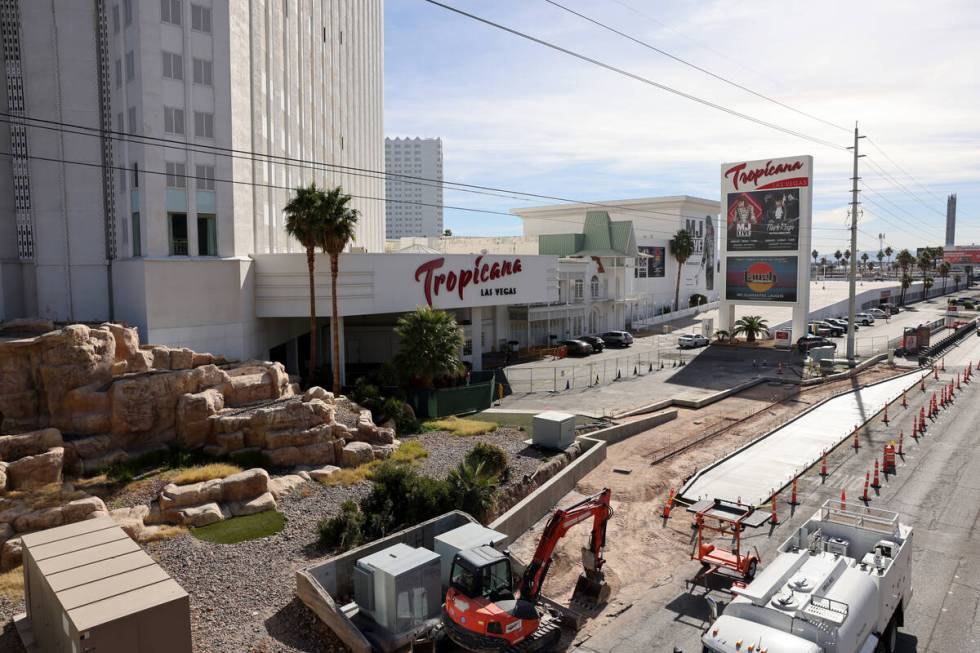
[820,498,900,536]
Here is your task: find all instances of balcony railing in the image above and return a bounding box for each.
[170,239,189,256]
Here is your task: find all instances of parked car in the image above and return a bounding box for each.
[797,335,837,352]
[855,312,875,325]
[677,333,709,349]
[557,339,594,356]
[815,320,844,337]
[869,308,888,319]
[808,322,832,337]
[577,335,605,352]
[600,331,634,348]
[826,318,857,332]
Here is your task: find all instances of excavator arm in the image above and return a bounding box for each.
[518,488,613,603]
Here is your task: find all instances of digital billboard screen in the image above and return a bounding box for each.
[726,188,800,251]
[725,256,798,303]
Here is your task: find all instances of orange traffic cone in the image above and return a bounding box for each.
[957,373,961,390]
[770,494,779,525]
[902,391,907,408]
[853,429,861,451]
[912,415,919,438]
[862,472,871,503]
[871,459,881,490]
[820,450,829,478]
[790,477,799,506]
[661,488,675,520]
[840,488,847,511]
[883,405,889,425]
[934,366,940,380]
[898,431,905,456]
[941,358,946,372]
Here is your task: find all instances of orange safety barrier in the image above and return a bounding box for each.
[883,443,897,474]
[661,487,675,520]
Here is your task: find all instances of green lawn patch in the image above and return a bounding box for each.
[190,510,286,544]
[468,411,600,435]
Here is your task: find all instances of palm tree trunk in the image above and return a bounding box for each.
[674,263,682,311]
[330,253,342,395]
[306,246,317,384]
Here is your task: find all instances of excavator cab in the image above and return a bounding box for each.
[449,547,517,605]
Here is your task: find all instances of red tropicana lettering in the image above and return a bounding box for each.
[724,159,804,191]
[414,257,524,306]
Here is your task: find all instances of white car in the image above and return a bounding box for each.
[869,308,888,319]
[678,334,709,349]
[855,312,875,325]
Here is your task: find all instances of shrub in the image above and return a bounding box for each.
[384,396,420,434]
[688,293,708,308]
[318,500,366,550]
[465,442,509,481]
[448,461,499,522]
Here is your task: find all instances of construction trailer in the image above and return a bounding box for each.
[701,499,912,653]
[14,517,192,653]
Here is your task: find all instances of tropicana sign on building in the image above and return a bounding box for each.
[414,256,524,305]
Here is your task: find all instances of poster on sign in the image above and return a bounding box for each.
[726,188,800,251]
[725,256,799,303]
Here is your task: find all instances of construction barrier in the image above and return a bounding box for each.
[883,444,897,474]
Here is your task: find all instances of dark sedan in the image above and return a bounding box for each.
[601,331,634,348]
[797,335,837,353]
[577,335,605,352]
[558,339,594,356]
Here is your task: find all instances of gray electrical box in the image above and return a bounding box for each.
[353,543,441,634]
[532,411,576,450]
[433,523,508,586]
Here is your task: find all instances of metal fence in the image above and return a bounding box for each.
[503,345,694,394]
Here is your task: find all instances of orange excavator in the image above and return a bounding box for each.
[442,489,613,652]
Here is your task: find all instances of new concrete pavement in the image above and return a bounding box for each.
[576,334,980,653]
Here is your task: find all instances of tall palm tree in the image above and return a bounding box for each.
[896,249,915,304]
[318,186,360,394]
[938,261,951,295]
[393,306,464,388]
[860,252,869,274]
[876,250,885,270]
[834,250,843,270]
[284,183,327,381]
[669,229,695,311]
[811,249,819,268]
[884,246,894,272]
[732,315,769,343]
[843,249,852,273]
[953,273,962,291]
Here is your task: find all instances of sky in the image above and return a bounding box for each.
[383,0,980,256]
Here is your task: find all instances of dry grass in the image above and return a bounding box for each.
[140,525,187,543]
[170,463,242,485]
[0,568,24,600]
[424,416,498,436]
[321,440,428,486]
[3,483,89,510]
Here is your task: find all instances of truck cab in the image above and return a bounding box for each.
[701,500,912,653]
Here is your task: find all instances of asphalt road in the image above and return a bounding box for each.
[576,334,980,653]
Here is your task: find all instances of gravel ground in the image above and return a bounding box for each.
[410,427,553,490]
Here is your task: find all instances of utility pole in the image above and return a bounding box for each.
[846,122,865,362]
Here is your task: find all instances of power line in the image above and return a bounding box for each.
[863,156,946,218]
[542,0,850,133]
[420,0,849,152]
[866,137,946,203]
[0,111,723,240]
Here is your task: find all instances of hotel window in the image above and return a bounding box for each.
[124,0,132,25]
[591,275,600,298]
[574,279,584,301]
[165,161,186,188]
[131,212,142,257]
[125,51,135,81]
[169,213,188,255]
[162,51,183,80]
[191,4,212,33]
[112,4,120,32]
[195,164,215,190]
[194,111,214,138]
[197,214,217,256]
[192,58,212,86]
[132,162,139,188]
[164,106,184,134]
[114,58,122,87]
[128,106,137,133]
[161,0,182,25]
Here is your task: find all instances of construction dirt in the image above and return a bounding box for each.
[507,363,906,645]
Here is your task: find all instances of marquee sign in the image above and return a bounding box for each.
[415,256,524,305]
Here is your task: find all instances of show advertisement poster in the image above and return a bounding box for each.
[726,188,800,251]
[640,246,666,277]
[725,256,799,303]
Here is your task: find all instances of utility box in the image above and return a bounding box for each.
[433,523,508,586]
[15,517,191,653]
[353,543,441,634]
[532,411,576,450]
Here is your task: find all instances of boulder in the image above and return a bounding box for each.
[68,434,115,460]
[0,427,63,461]
[0,317,54,336]
[159,479,224,510]
[264,424,331,450]
[63,497,108,524]
[147,346,172,369]
[109,369,199,438]
[264,446,302,468]
[79,449,129,475]
[170,348,194,370]
[309,465,341,482]
[176,388,225,449]
[14,506,64,533]
[219,468,269,502]
[144,500,183,526]
[37,325,115,429]
[0,523,14,549]
[268,474,306,500]
[214,431,245,453]
[1,536,23,571]
[110,505,150,541]
[178,502,224,527]
[303,386,334,403]
[0,462,6,491]
[373,443,399,460]
[7,447,64,490]
[226,491,277,517]
[331,422,351,439]
[341,441,374,467]
[100,323,146,372]
[0,501,30,526]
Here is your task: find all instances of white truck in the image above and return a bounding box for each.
[701,499,912,653]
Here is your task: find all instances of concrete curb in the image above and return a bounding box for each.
[614,377,768,418]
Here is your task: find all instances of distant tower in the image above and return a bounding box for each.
[946,194,957,247]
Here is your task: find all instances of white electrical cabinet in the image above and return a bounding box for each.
[433,523,508,586]
[353,543,441,634]
[532,411,577,450]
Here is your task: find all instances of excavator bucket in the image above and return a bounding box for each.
[571,572,610,607]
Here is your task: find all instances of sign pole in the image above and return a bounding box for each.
[846,123,865,363]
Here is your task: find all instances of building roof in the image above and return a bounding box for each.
[510,195,720,216]
[22,517,188,632]
[396,243,442,254]
[538,211,639,258]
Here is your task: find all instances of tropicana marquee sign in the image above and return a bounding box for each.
[723,159,808,191]
[414,256,524,305]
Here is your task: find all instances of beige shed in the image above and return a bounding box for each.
[14,516,192,653]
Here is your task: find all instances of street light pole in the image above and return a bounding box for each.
[846,122,866,363]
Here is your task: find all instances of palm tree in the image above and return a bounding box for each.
[917,249,932,282]
[923,276,934,297]
[732,315,769,343]
[901,272,913,304]
[938,261,951,295]
[884,246,894,272]
[953,273,962,292]
[876,250,885,271]
[896,249,915,304]
[834,250,843,271]
[860,252,869,273]
[669,229,695,310]
[713,329,732,344]
[284,183,327,381]
[393,306,464,388]
[319,187,360,394]
[448,460,499,522]
[843,249,852,273]
[819,257,829,274]
[811,249,819,272]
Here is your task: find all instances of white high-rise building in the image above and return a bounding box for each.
[384,137,443,238]
[1,0,384,358]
